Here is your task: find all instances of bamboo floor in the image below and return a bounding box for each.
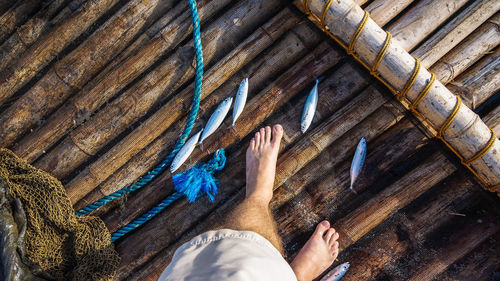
[0,0,499,280]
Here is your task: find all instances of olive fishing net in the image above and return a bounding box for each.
[0,148,120,281]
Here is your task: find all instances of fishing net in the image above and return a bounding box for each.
[0,148,119,281]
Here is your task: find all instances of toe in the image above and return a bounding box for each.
[271,124,283,147]
[314,220,330,237]
[324,228,335,242]
[265,126,271,144]
[331,241,339,255]
[250,138,255,151]
[329,232,339,245]
[259,128,266,147]
[255,132,260,148]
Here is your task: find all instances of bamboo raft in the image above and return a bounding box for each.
[0,0,499,280]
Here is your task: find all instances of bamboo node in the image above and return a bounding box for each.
[348,10,369,56]
[463,130,497,166]
[437,95,462,139]
[399,57,420,100]
[411,72,435,109]
[321,0,335,26]
[370,32,391,75]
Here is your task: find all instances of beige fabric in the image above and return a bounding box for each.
[158,229,298,281]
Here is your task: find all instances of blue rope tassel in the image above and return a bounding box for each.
[111,150,226,242]
[173,149,226,202]
[76,0,204,217]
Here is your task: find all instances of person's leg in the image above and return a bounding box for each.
[220,125,283,252]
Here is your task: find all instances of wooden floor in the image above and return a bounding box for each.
[0,0,499,280]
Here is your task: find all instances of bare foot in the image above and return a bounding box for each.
[245,124,283,203]
[291,221,339,281]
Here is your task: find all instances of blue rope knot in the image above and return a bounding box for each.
[173,149,226,202]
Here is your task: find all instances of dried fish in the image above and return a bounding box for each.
[320,262,350,281]
[170,130,203,173]
[199,97,233,144]
[350,137,367,193]
[301,79,319,133]
[232,77,248,126]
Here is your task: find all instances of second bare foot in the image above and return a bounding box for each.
[291,221,339,281]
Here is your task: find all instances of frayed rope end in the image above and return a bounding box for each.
[173,149,226,203]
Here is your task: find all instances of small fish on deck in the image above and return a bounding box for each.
[320,262,350,281]
[232,77,248,127]
[350,137,367,193]
[301,79,319,133]
[199,97,233,145]
[170,129,203,173]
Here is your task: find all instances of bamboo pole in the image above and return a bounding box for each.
[0,0,71,72]
[33,0,283,178]
[340,173,480,280]
[68,0,456,206]
[365,0,415,27]
[386,0,469,51]
[0,0,166,148]
[0,0,41,44]
[429,13,500,84]
[447,47,500,110]
[0,0,120,106]
[407,213,499,281]
[435,232,500,281]
[413,0,500,68]
[70,11,310,206]
[12,0,230,162]
[299,0,500,189]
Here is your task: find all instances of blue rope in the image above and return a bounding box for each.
[77,0,204,229]
[111,150,225,242]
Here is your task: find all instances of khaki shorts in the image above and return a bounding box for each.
[158,229,298,281]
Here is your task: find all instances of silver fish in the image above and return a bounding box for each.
[199,97,233,144]
[350,137,367,193]
[320,262,350,281]
[301,79,319,133]
[232,77,248,126]
[170,129,203,173]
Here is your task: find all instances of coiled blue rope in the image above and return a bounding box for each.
[77,0,205,241]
